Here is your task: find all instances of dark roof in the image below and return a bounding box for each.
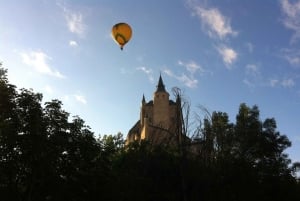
[169,100,176,105]
[142,94,146,103]
[128,120,140,135]
[155,74,167,93]
[146,100,153,106]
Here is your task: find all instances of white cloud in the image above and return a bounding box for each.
[280,0,300,43]
[282,48,300,66]
[74,94,87,104]
[67,12,85,36]
[282,78,295,87]
[20,50,65,78]
[287,55,300,65]
[62,94,87,106]
[269,78,295,88]
[163,60,207,88]
[243,79,255,88]
[164,69,173,77]
[243,64,262,88]
[270,79,279,87]
[69,40,78,47]
[136,66,154,82]
[188,1,237,40]
[187,0,238,71]
[246,64,259,75]
[58,3,86,37]
[178,60,206,74]
[216,45,238,67]
[164,69,198,88]
[178,74,198,88]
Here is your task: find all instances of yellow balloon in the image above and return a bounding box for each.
[111,23,132,50]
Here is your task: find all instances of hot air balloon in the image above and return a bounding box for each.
[111,22,132,50]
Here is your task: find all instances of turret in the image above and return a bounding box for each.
[155,74,167,93]
[142,94,146,105]
[153,75,170,127]
[140,94,146,126]
[153,74,169,102]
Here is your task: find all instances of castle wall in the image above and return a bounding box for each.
[127,75,182,145]
[153,92,170,128]
[140,117,148,140]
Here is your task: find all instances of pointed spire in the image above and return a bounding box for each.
[142,94,146,104]
[155,74,166,92]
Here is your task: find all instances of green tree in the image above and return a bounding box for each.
[1,64,299,201]
[15,88,48,201]
[0,64,20,200]
[0,65,105,201]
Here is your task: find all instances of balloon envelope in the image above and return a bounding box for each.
[111,23,132,50]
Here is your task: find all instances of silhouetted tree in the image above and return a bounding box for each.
[0,64,20,200]
[1,64,299,201]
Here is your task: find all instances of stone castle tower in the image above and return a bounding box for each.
[126,75,182,145]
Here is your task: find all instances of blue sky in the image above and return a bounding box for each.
[0,0,300,163]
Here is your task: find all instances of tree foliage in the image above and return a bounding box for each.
[0,64,299,201]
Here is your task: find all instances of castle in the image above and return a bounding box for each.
[126,75,183,145]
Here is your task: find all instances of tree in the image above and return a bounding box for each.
[15,88,48,201]
[0,65,105,201]
[0,64,20,200]
[1,64,299,201]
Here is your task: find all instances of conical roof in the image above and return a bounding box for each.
[155,74,166,93]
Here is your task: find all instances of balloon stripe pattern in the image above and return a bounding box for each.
[111,22,132,50]
[114,33,127,46]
